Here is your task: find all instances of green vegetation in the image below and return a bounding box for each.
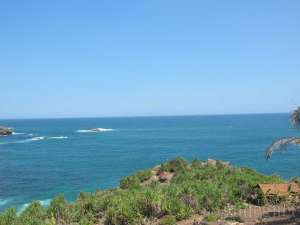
[203,213,219,222]
[158,215,176,225]
[120,169,152,189]
[0,157,293,225]
[160,157,188,173]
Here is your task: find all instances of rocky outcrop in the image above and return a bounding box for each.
[0,126,13,136]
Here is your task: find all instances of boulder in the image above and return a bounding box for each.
[158,171,174,183]
[221,161,230,167]
[207,159,217,166]
[0,126,13,136]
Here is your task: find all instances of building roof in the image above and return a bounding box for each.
[258,183,300,196]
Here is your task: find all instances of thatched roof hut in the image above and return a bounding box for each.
[257,183,300,196]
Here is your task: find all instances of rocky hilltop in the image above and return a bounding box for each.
[0,126,13,136]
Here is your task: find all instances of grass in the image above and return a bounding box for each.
[0,157,293,225]
[204,213,219,222]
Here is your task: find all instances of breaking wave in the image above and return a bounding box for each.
[18,199,51,213]
[0,136,45,145]
[0,198,10,207]
[12,132,25,135]
[48,136,68,139]
[15,136,47,143]
[0,136,68,145]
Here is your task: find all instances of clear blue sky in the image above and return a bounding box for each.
[1,0,299,119]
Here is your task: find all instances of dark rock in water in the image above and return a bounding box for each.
[0,126,13,136]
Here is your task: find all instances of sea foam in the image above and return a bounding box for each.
[12,132,25,135]
[0,136,69,145]
[0,198,10,207]
[18,199,51,213]
[48,136,68,139]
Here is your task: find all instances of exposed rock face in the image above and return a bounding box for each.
[158,171,174,183]
[0,126,13,136]
[207,158,217,166]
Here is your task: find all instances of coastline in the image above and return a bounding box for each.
[1,157,299,225]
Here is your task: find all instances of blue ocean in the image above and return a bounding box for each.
[0,114,299,212]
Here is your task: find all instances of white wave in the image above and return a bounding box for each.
[0,135,68,145]
[0,198,10,207]
[76,128,115,133]
[76,130,92,133]
[18,198,51,213]
[13,136,46,144]
[18,203,30,213]
[12,132,25,135]
[48,136,68,139]
[39,199,51,207]
[0,136,46,145]
[26,136,46,142]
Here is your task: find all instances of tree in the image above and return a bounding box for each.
[265,107,300,159]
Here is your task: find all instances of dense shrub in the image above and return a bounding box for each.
[0,157,289,225]
[204,213,219,222]
[19,201,46,225]
[160,157,188,173]
[120,169,152,190]
[159,215,177,225]
[104,193,141,225]
[136,169,152,182]
[120,175,141,189]
[47,195,70,224]
[0,208,17,225]
[137,188,163,218]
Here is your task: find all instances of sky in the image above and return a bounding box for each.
[0,0,300,119]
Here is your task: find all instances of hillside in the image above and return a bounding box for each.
[0,157,299,225]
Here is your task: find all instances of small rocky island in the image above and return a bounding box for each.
[0,126,13,136]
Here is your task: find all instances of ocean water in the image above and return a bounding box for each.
[0,114,299,212]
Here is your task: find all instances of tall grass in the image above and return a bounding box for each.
[0,157,290,225]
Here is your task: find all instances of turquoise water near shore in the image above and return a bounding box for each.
[0,114,299,212]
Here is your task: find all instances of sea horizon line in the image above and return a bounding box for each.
[0,111,290,121]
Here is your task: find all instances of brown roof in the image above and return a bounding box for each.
[258,183,300,196]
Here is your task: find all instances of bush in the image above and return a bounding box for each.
[47,195,70,223]
[71,192,99,224]
[161,189,192,220]
[160,157,188,173]
[204,213,219,222]
[120,175,141,189]
[136,169,152,182]
[104,196,141,225]
[159,215,177,225]
[137,188,162,218]
[19,201,46,225]
[291,177,300,184]
[0,208,17,225]
[119,169,152,190]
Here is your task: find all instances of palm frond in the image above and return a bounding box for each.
[291,107,300,130]
[265,137,300,159]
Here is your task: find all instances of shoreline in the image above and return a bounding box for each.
[1,157,299,225]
